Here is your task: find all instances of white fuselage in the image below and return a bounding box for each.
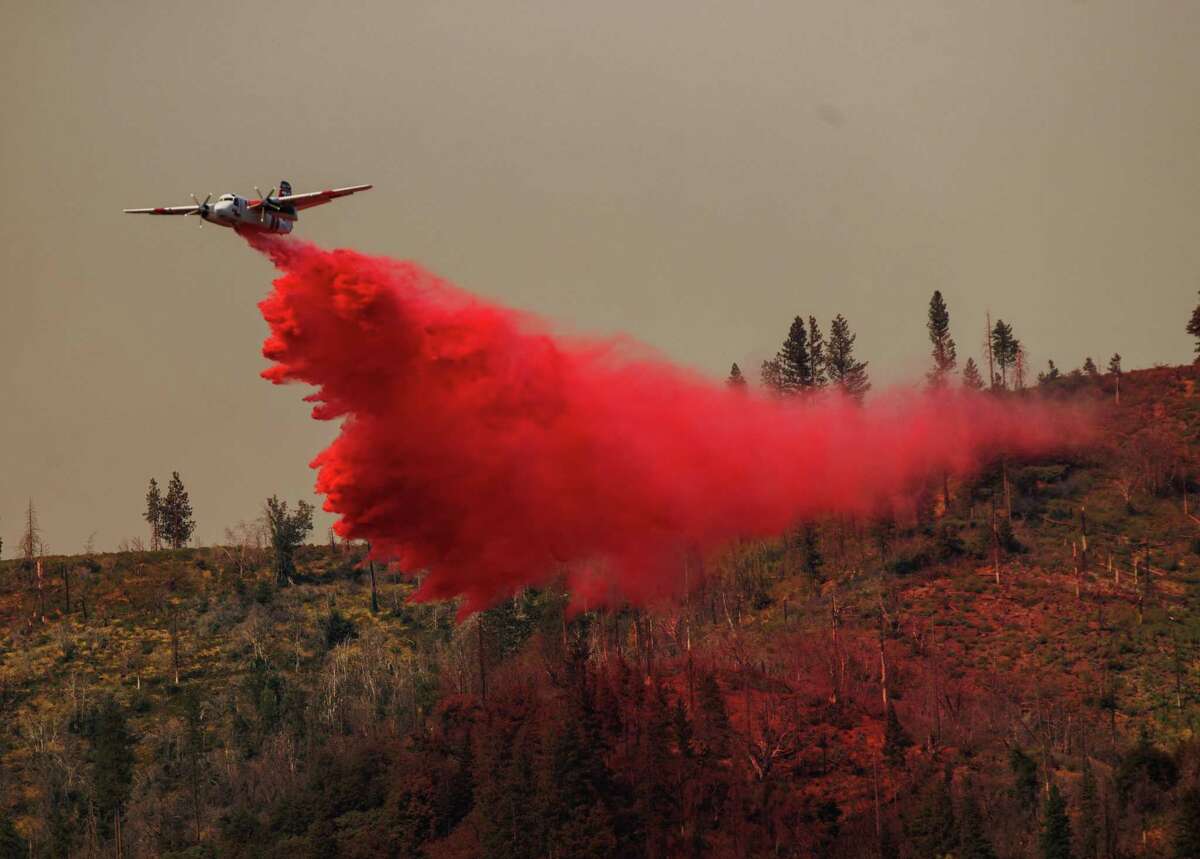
[206,195,295,234]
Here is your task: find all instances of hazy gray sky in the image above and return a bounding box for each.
[3,0,1199,553]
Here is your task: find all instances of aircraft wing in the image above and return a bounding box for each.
[271,184,372,211]
[123,205,201,215]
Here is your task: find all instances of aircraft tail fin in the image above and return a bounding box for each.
[279,180,292,198]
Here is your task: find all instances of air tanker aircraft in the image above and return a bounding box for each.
[123,180,371,234]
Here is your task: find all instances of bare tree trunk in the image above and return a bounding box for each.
[477,613,487,702]
[35,558,45,622]
[1002,460,1012,519]
[684,554,694,710]
[1080,505,1089,576]
[985,311,995,389]
[1174,633,1185,711]
[830,594,844,707]
[991,497,1001,585]
[879,622,889,712]
[1073,542,1081,600]
[171,603,181,685]
[369,557,379,614]
[872,754,882,841]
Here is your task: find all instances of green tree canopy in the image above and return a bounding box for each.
[144,477,163,550]
[1187,290,1200,359]
[926,290,957,388]
[265,496,315,586]
[1039,783,1072,859]
[882,702,911,768]
[776,316,812,395]
[827,314,870,403]
[962,357,985,390]
[760,358,784,394]
[808,315,827,388]
[160,471,195,549]
[990,319,1019,388]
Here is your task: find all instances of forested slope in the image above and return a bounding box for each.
[2,365,1200,858]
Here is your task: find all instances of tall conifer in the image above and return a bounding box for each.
[827,314,870,402]
[160,472,195,549]
[776,316,811,395]
[962,357,985,390]
[926,291,957,388]
[1187,290,1200,360]
[807,316,827,388]
[144,478,163,550]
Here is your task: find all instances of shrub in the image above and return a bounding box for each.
[322,609,357,649]
[254,580,275,606]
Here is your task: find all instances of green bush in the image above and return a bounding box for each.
[322,609,357,649]
[254,580,275,606]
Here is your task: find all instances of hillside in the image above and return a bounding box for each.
[2,365,1200,858]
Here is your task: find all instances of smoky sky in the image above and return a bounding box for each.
[2,0,1198,553]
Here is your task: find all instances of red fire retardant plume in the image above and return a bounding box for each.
[249,235,1086,615]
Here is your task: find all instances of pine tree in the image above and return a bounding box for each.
[726,363,747,390]
[1038,360,1061,386]
[144,478,163,550]
[1187,290,1200,360]
[1116,730,1179,842]
[696,671,731,761]
[1108,353,1123,405]
[990,320,1019,388]
[808,316,827,388]
[1039,783,1072,859]
[1173,785,1200,858]
[1078,757,1100,859]
[0,813,27,858]
[776,316,812,394]
[478,714,541,859]
[83,697,135,840]
[926,290,957,389]
[639,683,681,856]
[760,358,784,394]
[799,524,823,583]
[959,777,997,859]
[1083,356,1099,377]
[882,702,911,768]
[962,357,985,390]
[827,314,870,403]
[1010,747,1039,818]
[160,472,195,549]
[265,496,315,586]
[907,765,957,857]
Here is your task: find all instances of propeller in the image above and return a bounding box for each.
[187,194,213,226]
[254,186,281,212]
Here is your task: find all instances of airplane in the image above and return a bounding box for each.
[123,180,372,234]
